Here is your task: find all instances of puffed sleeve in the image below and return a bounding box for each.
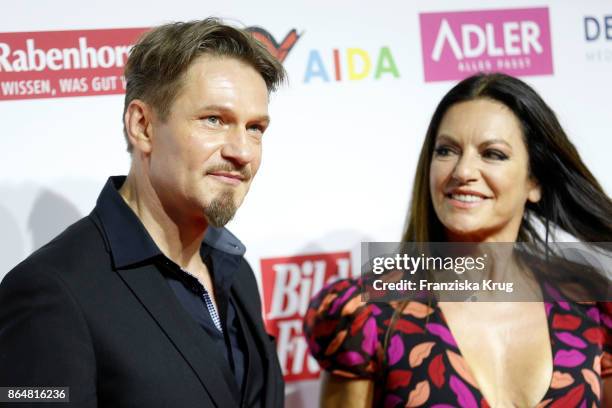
[303,278,389,379]
[599,302,612,377]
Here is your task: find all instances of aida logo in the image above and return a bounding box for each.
[247,27,400,84]
[419,7,553,82]
[304,46,399,83]
[246,26,301,63]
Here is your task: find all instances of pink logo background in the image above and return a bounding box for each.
[419,7,553,82]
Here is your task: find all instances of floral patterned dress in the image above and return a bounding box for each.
[304,278,612,407]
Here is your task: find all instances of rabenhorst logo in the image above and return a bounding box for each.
[0,26,297,102]
[0,28,147,101]
[583,15,612,62]
[419,7,553,82]
[261,251,352,382]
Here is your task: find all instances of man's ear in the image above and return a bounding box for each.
[124,99,154,154]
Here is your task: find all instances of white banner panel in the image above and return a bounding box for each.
[2,1,611,406]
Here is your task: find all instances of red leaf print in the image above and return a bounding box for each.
[325,330,348,356]
[428,354,446,388]
[334,280,351,291]
[387,369,412,390]
[481,398,491,408]
[313,318,339,337]
[351,309,370,336]
[552,314,582,330]
[549,384,585,408]
[383,318,424,335]
[599,302,612,315]
[304,308,316,326]
[602,352,612,377]
[583,327,604,345]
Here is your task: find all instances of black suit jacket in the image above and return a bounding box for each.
[0,210,284,407]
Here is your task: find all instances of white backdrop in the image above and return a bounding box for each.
[1,1,611,406]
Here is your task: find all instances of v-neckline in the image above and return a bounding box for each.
[432,299,558,407]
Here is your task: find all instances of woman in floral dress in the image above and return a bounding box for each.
[304,73,612,407]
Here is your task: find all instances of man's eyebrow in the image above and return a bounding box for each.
[197,105,270,122]
[251,114,271,123]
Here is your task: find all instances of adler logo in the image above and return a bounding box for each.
[261,251,352,382]
[419,7,553,82]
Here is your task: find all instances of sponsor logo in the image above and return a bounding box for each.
[0,26,297,102]
[419,7,553,82]
[304,47,399,83]
[261,251,352,382]
[246,27,300,63]
[0,28,147,101]
[583,15,612,62]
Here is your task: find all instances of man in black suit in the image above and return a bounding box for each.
[0,18,285,407]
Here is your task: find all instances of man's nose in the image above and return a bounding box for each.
[220,126,257,166]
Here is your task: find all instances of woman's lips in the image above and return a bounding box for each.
[446,193,489,208]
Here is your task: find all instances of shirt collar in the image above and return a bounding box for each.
[94,176,247,270]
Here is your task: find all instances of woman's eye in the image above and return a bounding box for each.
[483,149,508,160]
[434,146,454,157]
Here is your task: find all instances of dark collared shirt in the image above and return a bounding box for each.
[95,176,247,396]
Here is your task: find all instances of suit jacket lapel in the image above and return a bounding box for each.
[116,264,240,407]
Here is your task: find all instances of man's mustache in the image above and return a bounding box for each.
[205,163,252,181]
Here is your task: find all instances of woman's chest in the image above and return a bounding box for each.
[438,302,553,407]
[378,301,604,407]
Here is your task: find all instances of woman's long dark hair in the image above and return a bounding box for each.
[403,72,612,244]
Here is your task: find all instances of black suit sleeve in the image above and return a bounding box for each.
[0,263,97,407]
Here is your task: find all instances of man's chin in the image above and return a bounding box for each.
[205,213,235,228]
[203,192,239,228]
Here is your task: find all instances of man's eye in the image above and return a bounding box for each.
[248,125,264,134]
[205,116,220,125]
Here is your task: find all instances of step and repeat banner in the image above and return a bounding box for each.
[2,1,611,406]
